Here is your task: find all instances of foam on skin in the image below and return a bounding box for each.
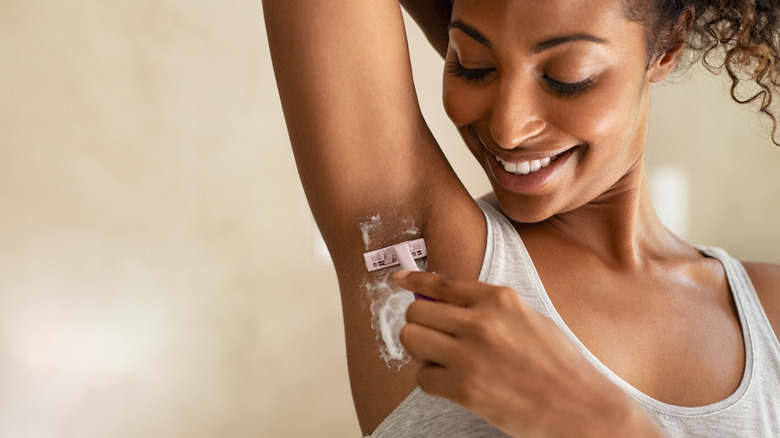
[359,215,382,250]
[358,214,422,369]
[363,273,415,369]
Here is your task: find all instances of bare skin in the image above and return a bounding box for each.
[263,0,780,436]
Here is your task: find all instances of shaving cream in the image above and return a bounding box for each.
[358,215,422,369]
[363,273,414,368]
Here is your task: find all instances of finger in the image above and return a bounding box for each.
[400,322,461,366]
[415,361,456,401]
[405,299,472,337]
[394,271,490,307]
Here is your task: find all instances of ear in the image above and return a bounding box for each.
[648,8,695,83]
[647,42,685,83]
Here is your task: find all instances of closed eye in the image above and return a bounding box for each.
[447,61,494,83]
[543,75,595,97]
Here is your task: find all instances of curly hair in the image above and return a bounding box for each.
[435,0,780,145]
[627,0,780,145]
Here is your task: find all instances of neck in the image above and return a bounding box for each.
[538,163,688,268]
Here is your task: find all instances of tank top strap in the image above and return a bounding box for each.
[697,246,780,360]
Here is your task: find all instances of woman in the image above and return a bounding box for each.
[263,0,780,436]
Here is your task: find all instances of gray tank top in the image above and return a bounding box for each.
[369,200,780,437]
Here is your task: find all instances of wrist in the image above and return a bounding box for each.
[550,382,668,438]
[602,394,668,438]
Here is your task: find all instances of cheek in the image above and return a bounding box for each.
[443,80,491,162]
[551,73,647,147]
[442,78,487,128]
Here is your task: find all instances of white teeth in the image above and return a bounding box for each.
[516,161,530,175]
[497,154,558,176]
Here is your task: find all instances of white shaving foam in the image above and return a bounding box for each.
[358,214,422,369]
[359,215,382,250]
[364,273,415,369]
[401,217,420,237]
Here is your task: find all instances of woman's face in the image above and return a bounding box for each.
[443,0,666,223]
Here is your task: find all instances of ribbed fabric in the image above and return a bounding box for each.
[368,200,780,437]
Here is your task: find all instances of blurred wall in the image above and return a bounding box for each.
[646,69,780,263]
[0,2,778,438]
[1,1,356,437]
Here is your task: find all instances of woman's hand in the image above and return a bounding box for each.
[395,270,667,438]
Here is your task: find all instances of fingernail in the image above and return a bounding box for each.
[414,293,435,301]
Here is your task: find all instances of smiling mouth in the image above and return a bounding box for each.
[494,154,560,176]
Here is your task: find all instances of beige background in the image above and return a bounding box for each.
[1,2,778,437]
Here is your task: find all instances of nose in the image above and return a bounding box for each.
[489,80,546,149]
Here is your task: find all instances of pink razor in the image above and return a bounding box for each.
[363,238,434,300]
[363,238,426,272]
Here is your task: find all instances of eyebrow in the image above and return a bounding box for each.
[448,19,608,53]
[448,20,493,49]
[531,34,608,53]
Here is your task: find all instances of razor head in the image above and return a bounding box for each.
[363,238,427,272]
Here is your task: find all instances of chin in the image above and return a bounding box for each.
[491,188,560,224]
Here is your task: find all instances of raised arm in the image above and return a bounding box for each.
[264,1,429,230]
[263,0,484,433]
[263,1,480,250]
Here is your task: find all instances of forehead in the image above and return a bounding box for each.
[451,0,639,50]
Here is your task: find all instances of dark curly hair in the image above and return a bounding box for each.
[435,0,780,145]
[629,0,780,145]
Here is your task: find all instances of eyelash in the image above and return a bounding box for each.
[447,60,595,97]
[447,61,494,83]
[543,75,595,97]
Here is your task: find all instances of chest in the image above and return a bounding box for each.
[534,257,746,407]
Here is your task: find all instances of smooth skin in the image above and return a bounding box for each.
[263,0,780,436]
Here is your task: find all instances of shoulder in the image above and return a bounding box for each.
[743,261,780,338]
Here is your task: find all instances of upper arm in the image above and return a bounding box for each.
[743,262,780,340]
[263,1,484,433]
[263,0,475,252]
[264,1,428,224]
